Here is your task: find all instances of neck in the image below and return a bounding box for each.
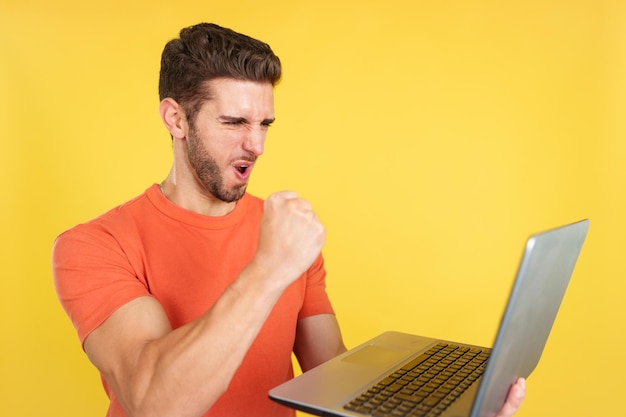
[159,172,238,217]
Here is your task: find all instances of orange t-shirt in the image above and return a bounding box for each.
[52,184,335,417]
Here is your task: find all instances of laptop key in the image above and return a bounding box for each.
[400,353,432,372]
[395,393,427,404]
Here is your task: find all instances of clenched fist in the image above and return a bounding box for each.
[253,191,326,289]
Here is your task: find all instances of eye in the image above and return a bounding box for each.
[261,119,275,129]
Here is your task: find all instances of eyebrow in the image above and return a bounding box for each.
[218,115,276,125]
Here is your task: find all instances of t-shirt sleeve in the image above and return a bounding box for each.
[52,223,150,346]
[298,253,336,319]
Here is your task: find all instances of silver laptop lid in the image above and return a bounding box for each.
[471,219,589,417]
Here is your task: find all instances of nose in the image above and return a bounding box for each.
[242,126,266,156]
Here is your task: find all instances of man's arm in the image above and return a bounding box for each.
[293,314,347,372]
[82,191,324,417]
[84,269,282,417]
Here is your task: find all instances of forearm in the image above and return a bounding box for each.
[96,265,286,417]
[294,314,347,372]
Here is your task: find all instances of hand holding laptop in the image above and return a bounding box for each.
[496,378,526,417]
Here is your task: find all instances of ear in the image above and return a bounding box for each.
[159,98,188,140]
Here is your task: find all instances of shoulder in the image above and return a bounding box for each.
[54,189,152,254]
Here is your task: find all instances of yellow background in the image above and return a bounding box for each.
[1,1,624,416]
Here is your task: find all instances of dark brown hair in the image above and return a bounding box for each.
[159,23,282,122]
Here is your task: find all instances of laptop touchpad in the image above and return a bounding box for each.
[342,345,409,368]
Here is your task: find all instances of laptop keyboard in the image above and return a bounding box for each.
[343,342,489,417]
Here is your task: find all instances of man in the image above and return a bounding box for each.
[52,23,525,417]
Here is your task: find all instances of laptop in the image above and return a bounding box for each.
[269,219,589,417]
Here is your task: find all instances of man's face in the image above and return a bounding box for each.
[186,78,275,203]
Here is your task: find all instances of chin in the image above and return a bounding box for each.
[218,185,247,203]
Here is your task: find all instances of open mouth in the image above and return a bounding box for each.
[233,157,256,177]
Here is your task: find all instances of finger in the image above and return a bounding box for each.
[495,378,526,417]
[294,197,313,211]
[272,190,299,200]
[271,191,313,212]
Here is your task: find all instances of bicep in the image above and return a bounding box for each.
[293,314,347,372]
[84,296,172,397]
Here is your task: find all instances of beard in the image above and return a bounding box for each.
[186,129,248,203]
